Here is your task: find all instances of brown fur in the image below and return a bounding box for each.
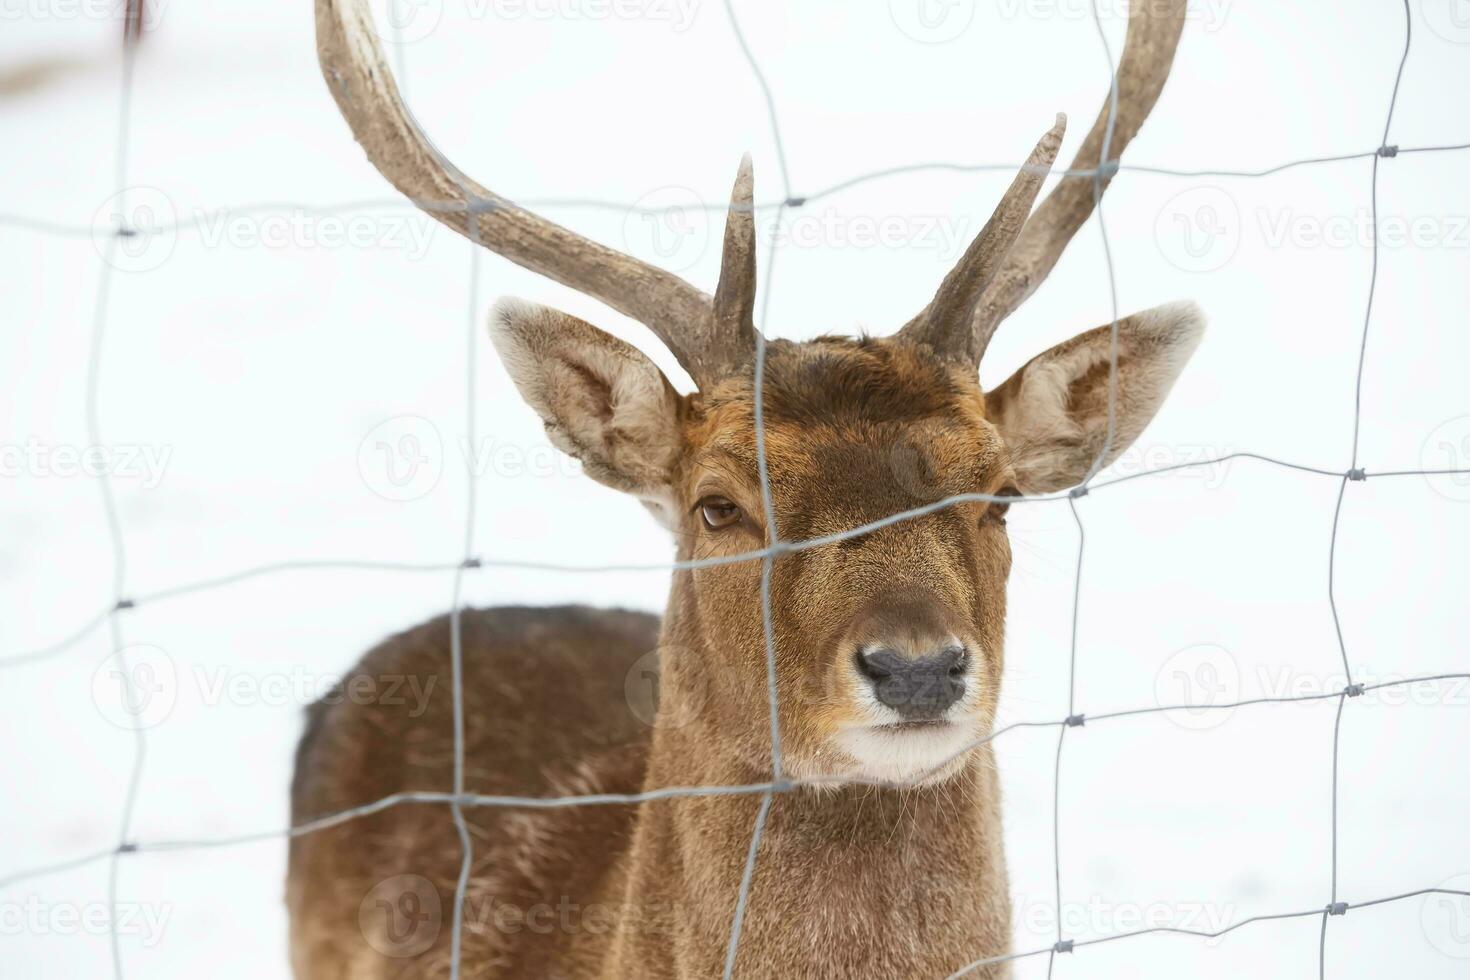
[290,315,1201,978]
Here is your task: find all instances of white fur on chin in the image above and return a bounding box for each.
[833,721,980,786]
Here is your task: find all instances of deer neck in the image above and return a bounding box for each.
[600,590,1012,978]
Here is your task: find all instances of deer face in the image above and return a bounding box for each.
[490,299,1202,784]
[318,0,1193,785]
[674,339,1015,786]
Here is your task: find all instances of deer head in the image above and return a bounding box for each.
[317,0,1200,785]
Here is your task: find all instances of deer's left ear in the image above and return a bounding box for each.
[489,298,683,517]
[986,301,1205,494]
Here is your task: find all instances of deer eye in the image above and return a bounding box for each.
[984,485,1021,527]
[699,497,742,531]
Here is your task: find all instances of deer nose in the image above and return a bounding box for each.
[855,645,968,720]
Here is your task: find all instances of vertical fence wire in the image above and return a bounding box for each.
[91,37,143,980]
[1320,1,1415,974]
[445,247,481,980]
[719,0,797,971]
[1047,3,1124,972]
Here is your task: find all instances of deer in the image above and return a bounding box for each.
[289,0,1198,977]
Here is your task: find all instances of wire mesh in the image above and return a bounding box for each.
[4,0,1470,977]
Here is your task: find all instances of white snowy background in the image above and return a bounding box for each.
[3,0,1469,977]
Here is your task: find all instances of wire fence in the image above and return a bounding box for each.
[3,0,1469,977]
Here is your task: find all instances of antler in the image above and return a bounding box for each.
[314,0,756,388]
[709,154,760,375]
[900,0,1188,365]
[898,115,1065,363]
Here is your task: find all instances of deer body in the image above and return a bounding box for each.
[288,604,1012,979]
[292,0,1198,975]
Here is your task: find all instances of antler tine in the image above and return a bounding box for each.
[971,0,1189,361]
[316,0,750,388]
[706,153,759,381]
[898,115,1066,364]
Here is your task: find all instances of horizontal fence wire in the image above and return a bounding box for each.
[5,140,1470,240]
[3,670,1468,876]
[3,0,1469,976]
[4,452,1465,669]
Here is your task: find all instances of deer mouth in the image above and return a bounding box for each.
[873,719,955,733]
[834,717,978,785]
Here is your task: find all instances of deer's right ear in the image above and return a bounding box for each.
[489,298,683,513]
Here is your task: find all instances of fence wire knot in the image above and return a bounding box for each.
[1344,683,1366,698]
[1377,144,1399,158]
[1053,940,1074,954]
[1064,714,1086,728]
[1328,901,1349,916]
[1346,468,1367,481]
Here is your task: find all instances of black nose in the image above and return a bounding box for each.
[855,646,967,720]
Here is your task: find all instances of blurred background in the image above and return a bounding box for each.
[2,0,1468,976]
